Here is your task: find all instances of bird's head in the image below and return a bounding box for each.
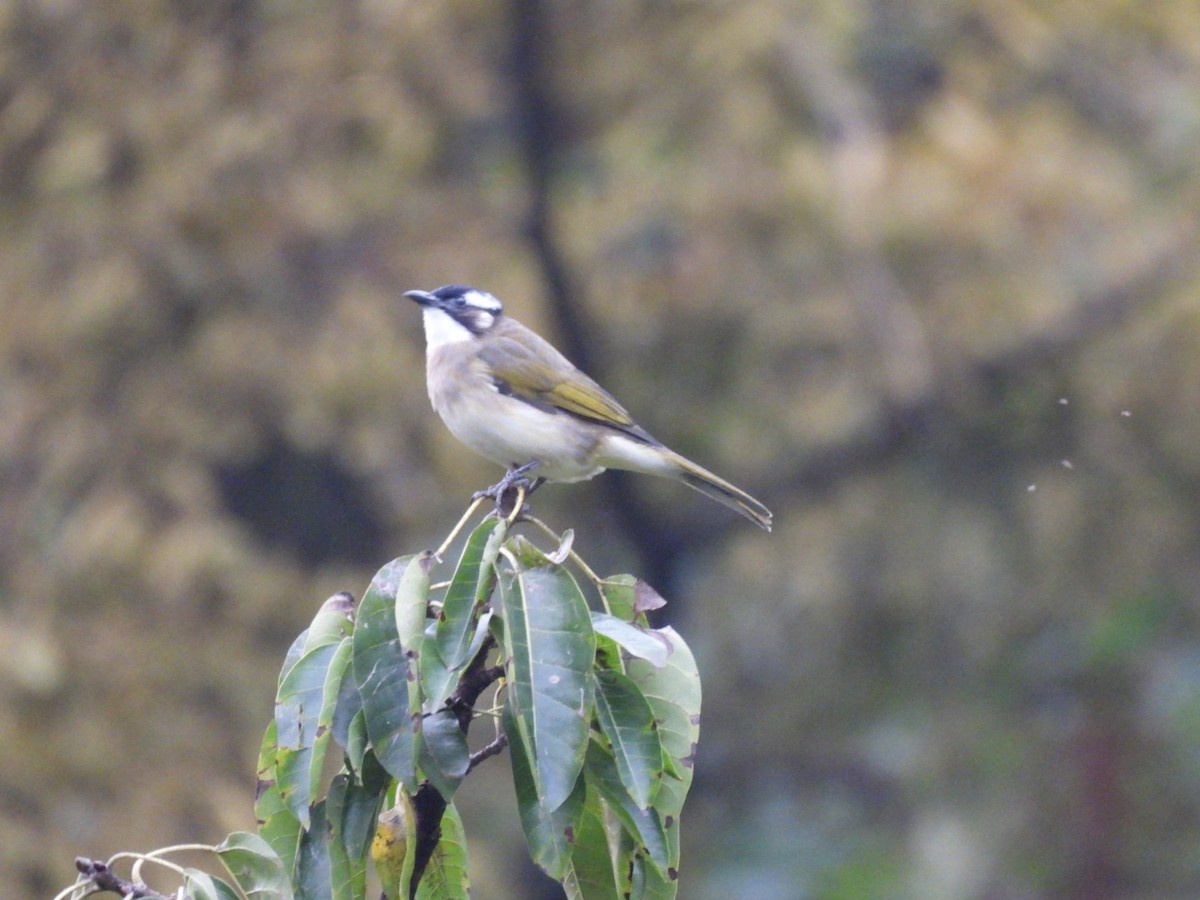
[405,285,503,348]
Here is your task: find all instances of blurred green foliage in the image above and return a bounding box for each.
[3,0,1200,897]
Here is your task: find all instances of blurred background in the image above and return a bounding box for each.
[4,1,1200,897]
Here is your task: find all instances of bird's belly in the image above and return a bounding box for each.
[435,388,605,483]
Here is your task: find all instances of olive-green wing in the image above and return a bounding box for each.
[478,336,657,443]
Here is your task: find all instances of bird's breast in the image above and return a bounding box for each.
[425,346,605,482]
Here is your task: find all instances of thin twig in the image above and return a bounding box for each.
[434,496,486,560]
[69,858,174,900]
[522,514,604,586]
[467,733,509,774]
[505,483,528,524]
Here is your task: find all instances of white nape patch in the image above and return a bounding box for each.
[470,310,496,332]
[462,289,502,312]
[422,307,473,348]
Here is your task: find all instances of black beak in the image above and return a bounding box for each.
[404,289,437,307]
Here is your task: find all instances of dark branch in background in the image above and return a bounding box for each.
[776,24,934,410]
[506,0,684,593]
[506,0,588,371]
[760,224,1199,527]
[408,633,504,896]
[72,858,173,900]
[502,0,1199,605]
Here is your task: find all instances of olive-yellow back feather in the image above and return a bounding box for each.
[477,324,659,445]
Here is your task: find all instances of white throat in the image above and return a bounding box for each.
[422,307,473,349]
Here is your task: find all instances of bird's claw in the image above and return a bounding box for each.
[473,462,545,519]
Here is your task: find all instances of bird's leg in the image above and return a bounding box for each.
[473,460,542,499]
[473,461,544,518]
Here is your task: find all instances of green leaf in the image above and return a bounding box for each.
[498,563,596,811]
[599,576,665,622]
[395,554,434,760]
[504,702,585,881]
[216,831,294,900]
[584,741,670,879]
[335,774,388,866]
[295,802,332,900]
[422,608,496,710]
[562,780,626,900]
[278,629,310,691]
[415,801,471,899]
[293,795,380,900]
[395,553,434,656]
[436,519,505,671]
[353,556,420,791]
[275,637,353,829]
[594,669,666,810]
[303,592,356,653]
[254,721,301,880]
[279,590,352,697]
[506,533,554,569]
[627,626,701,873]
[330,657,364,769]
[631,851,679,900]
[358,747,393,796]
[462,606,497,662]
[326,773,369,900]
[345,709,371,780]
[418,709,470,800]
[598,575,637,621]
[183,870,242,900]
[591,612,671,669]
[417,641,455,714]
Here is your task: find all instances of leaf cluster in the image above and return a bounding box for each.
[60,514,702,900]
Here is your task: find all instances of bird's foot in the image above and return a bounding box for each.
[473,462,544,520]
[472,461,542,500]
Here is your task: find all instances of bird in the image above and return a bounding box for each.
[405,284,772,531]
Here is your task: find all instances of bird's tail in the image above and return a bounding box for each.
[668,451,773,532]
